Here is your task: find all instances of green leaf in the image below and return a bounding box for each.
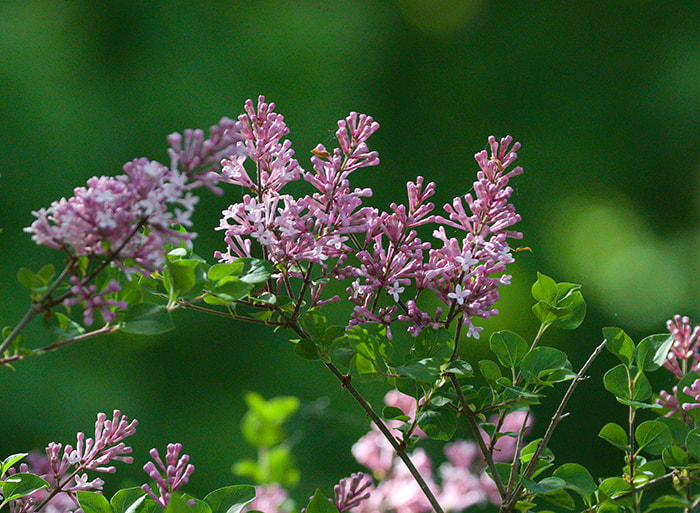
[416,406,457,441]
[165,259,200,295]
[645,495,691,511]
[121,303,174,335]
[164,494,211,513]
[53,312,86,339]
[395,358,441,384]
[1,453,28,476]
[662,446,689,468]
[17,267,39,289]
[38,264,55,284]
[603,365,651,404]
[110,488,147,513]
[520,438,555,466]
[140,499,163,513]
[551,286,586,330]
[227,258,273,284]
[1,473,49,503]
[635,420,672,456]
[345,323,390,375]
[603,364,631,399]
[520,347,571,385]
[208,263,241,281]
[599,423,628,451]
[77,491,114,513]
[443,359,473,377]
[203,485,255,513]
[597,477,632,499]
[532,300,570,325]
[539,489,575,510]
[552,463,597,496]
[615,398,661,410]
[212,276,254,302]
[531,272,558,303]
[295,338,319,360]
[490,331,529,369]
[603,327,635,367]
[685,427,700,461]
[300,311,327,342]
[411,327,452,362]
[656,417,690,446]
[637,459,665,480]
[478,359,502,383]
[635,334,674,373]
[304,490,340,513]
[382,406,410,421]
[521,476,566,494]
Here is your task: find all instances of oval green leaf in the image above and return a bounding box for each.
[552,463,597,496]
[121,303,175,335]
[635,420,672,456]
[598,422,628,451]
[203,485,256,513]
[77,491,113,513]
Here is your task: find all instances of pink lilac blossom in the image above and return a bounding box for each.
[5,412,137,513]
[657,386,681,417]
[334,473,373,513]
[215,97,378,290]
[241,484,292,513]
[167,116,240,194]
[215,100,521,337]
[656,316,700,416]
[682,379,700,411]
[482,410,532,463]
[352,390,530,512]
[63,278,127,326]
[25,159,198,278]
[663,315,700,378]
[142,443,195,508]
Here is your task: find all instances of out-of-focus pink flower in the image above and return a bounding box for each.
[352,424,395,477]
[482,410,532,463]
[242,484,291,513]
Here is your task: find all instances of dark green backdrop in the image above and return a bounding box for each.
[2,0,699,508]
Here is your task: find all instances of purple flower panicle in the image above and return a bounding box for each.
[215,98,523,337]
[25,159,198,278]
[664,315,700,378]
[4,411,137,513]
[142,443,195,508]
[334,472,373,513]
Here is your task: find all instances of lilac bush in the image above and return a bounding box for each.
[5,96,700,513]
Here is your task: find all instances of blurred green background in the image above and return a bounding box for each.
[1,0,699,509]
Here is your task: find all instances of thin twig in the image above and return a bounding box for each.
[0,324,119,365]
[501,338,607,512]
[448,373,507,498]
[0,264,74,355]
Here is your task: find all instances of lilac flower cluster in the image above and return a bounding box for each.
[241,484,291,513]
[167,116,240,194]
[216,97,522,337]
[23,116,239,326]
[4,411,137,513]
[142,443,195,507]
[351,390,531,512]
[25,159,198,277]
[215,97,377,300]
[664,315,700,378]
[656,316,700,416]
